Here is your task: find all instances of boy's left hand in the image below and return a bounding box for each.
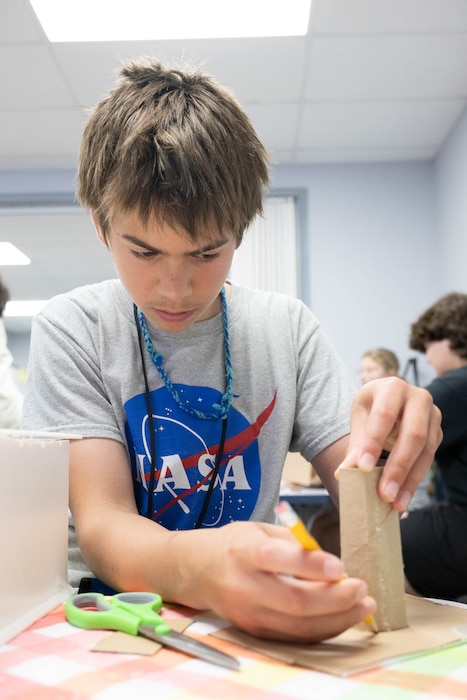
[336,377,442,511]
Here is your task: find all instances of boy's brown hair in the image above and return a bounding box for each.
[77,57,270,242]
[409,292,467,359]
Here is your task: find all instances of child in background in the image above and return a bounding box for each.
[360,347,399,385]
[401,293,467,601]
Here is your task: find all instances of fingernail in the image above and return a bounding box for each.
[383,480,399,502]
[356,583,369,601]
[359,453,375,471]
[362,597,377,616]
[398,490,411,510]
[323,558,345,581]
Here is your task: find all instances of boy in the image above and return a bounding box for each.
[22,57,441,643]
[402,292,467,600]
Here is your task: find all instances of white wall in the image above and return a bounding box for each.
[435,109,467,294]
[272,162,439,385]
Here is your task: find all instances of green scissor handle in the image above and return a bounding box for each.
[112,592,171,635]
[65,592,172,636]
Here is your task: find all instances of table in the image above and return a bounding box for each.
[1,603,467,699]
[279,485,332,506]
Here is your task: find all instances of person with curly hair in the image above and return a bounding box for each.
[0,276,23,428]
[401,292,467,600]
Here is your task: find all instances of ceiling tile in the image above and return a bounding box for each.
[298,100,466,149]
[0,109,85,169]
[0,46,77,109]
[53,36,308,106]
[243,103,301,153]
[311,0,467,34]
[306,35,467,101]
[0,0,45,43]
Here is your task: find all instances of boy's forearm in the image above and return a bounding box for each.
[76,509,213,608]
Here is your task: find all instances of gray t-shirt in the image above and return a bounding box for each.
[22,280,355,585]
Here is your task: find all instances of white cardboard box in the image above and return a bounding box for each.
[0,430,76,644]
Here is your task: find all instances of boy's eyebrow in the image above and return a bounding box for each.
[121,234,230,254]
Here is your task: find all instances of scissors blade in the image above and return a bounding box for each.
[138,624,240,671]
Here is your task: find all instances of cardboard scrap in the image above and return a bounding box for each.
[214,596,467,676]
[282,452,315,486]
[93,631,162,655]
[92,617,192,655]
[339,466,407,631]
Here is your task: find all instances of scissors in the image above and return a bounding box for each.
[65,592,240,671]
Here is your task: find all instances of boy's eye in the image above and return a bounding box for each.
[132,249,157,259]
[130,248,222,261]
[195,251,221,261]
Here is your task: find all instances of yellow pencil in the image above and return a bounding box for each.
[275,500,375,629]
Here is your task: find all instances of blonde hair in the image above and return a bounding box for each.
[361,348,399,374]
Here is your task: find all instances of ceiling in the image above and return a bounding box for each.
[2,0,467,333]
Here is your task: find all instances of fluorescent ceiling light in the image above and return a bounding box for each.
[29,0,311,41]
[0,242,31,266]
[4,300,48,317]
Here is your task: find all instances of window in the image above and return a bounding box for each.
[230,195,299,297]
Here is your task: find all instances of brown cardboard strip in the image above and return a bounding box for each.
[214,596,467,675]
[92,617,192,654]
[339,466,407,631]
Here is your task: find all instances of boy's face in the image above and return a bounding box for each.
[425,338,457,377]
[94,210,238,332]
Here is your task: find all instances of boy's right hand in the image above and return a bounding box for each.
[177,521,375,643]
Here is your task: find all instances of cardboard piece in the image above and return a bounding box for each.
[339,466,407,631]
[282,452,315,486]
[215,596,467,676]
[0,430,77,644]
[92,618,193,655]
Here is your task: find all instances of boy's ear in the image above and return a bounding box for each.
[91,211,107,246]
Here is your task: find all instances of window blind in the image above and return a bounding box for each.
[229,196,298,297]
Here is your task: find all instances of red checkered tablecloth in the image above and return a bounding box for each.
[1,604,467,699]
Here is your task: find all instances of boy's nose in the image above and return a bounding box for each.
[157,264,191,299]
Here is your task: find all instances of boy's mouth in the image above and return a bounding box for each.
[154,308,195,323]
